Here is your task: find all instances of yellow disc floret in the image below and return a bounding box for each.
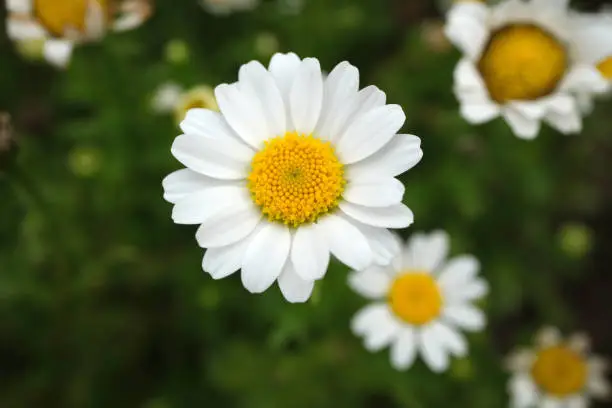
[478,24,568,103]
[389,272,443,325]
[531,345,588,396]
[34,0,108,37]
[597,56,612,80]
[247,132,345,227]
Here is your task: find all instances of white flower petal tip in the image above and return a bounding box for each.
[446,0,612,138]
[507,328,609,407]
[163,52,420,301]
[349,230,487,372]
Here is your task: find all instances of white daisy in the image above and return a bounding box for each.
[5,0,152,68]
[445,0,612,139]
[507,327,610,408]
[162,52,423,303]
[152,83,219,125]
[349,230,488,372]
[200,0,258,15]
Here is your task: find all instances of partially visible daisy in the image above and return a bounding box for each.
[445,0,612,139]
[163,52,422,303]
[6,0,152,68]
[349,230,488,372]
[200,0,258,15]
[507,327,610,408]
[152,82,218,125]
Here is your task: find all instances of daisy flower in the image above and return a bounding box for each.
[349,230,488,372]
[200,0,258,15]
[152,83,219,125]
[445,0,612,139]
[162,52,423,303]
[5,0,152,68]
[507,327,610,408]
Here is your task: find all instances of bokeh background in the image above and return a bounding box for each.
[1,0,612,407]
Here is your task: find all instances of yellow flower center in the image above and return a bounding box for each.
[531,345,588,397]
[478,24,568,103]
[174,87,219,124]
[597,56,612,80]
[247,132,345,227]
[34,0,108,37]
[388,272,443,325]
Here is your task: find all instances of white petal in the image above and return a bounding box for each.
[238,61,286,137]
[340,202,414,229]
[202,227,260,279]
[445,278,489,304]
[536,327,561,348]
[431,322,468,357]
[171,185,247,224]
[316,61,360,141]
[544,98,582,134]
[348,265,392,299]
[390,328,418,370]
[215,83,269,149]
[460,102,501,124]
[503,107,541,140]
[350,85,387,120]
[571,13,612,65]
[84,0,106,39]
[509,374,539,408]
[151,82,182,113]
[6,17,46,40]
[437,255,480,288]
[7,0,32,13]
[541,396,563,408]
[162,168,230,204]
[363,315,401,352]
[444,2,490,59]
[290,224,330,280]
[506,349,536,373]
[170,133,251,180]
[352,223,402,266]
[180,109,248,145]
[277,262,315,303]
[588,373,611,398]
[195,203,262,248]
[316,214,372,270]
[290,58,324,135]
[344,178,405,207]
[346,134,423,179]
[442,304,486,332]
[404,231,450,272]
[268,52,301,102]
[336,104,406,164]
[351,303,390,336]
[241,223,291,293]
[566,396,588,408]
[568,332,590,354]
[560,64,610,94]
[454,59,488,95]
[420,325,450,372]
[43,39,74,68]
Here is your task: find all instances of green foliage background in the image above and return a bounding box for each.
[1,0,612,407]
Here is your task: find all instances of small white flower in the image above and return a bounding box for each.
[445,0,612,139]
[162,52,423,303]
[349,230,488,372]
[507,327,610,408]
[152,83,219,124]
[5,0,152,68]
[200,0,258,15]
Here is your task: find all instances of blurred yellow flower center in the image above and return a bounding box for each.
[478,24,568,103]
[35,0,108,37]
[531,345,588,396]
[247,132,345,227]
[174,87,218,124]
[597,56,612,80]
[389,272,442,325]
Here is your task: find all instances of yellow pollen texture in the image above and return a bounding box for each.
[478,24,568,103]
[34,0,108,37]
[597,56,612,80]
[247,132,345,227]
[389,272,443,325]
[531,345,588,397]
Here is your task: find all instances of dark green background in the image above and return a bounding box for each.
[1,0,612,407]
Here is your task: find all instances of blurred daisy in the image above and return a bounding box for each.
[200,0,258,15]
[350,231,488,372]
[163,52,422,303]
[507,327,610,408]
[5,0,152,68]
[152,83,218,125]
[445,0,612,139]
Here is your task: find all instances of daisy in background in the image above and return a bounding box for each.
[507,327,610,408]
[162,52,423,303]
[350,230,488,372]
[200,0,258,15]
[445,0,612,139]
[5,0,153,68]
[152,82,219,125]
